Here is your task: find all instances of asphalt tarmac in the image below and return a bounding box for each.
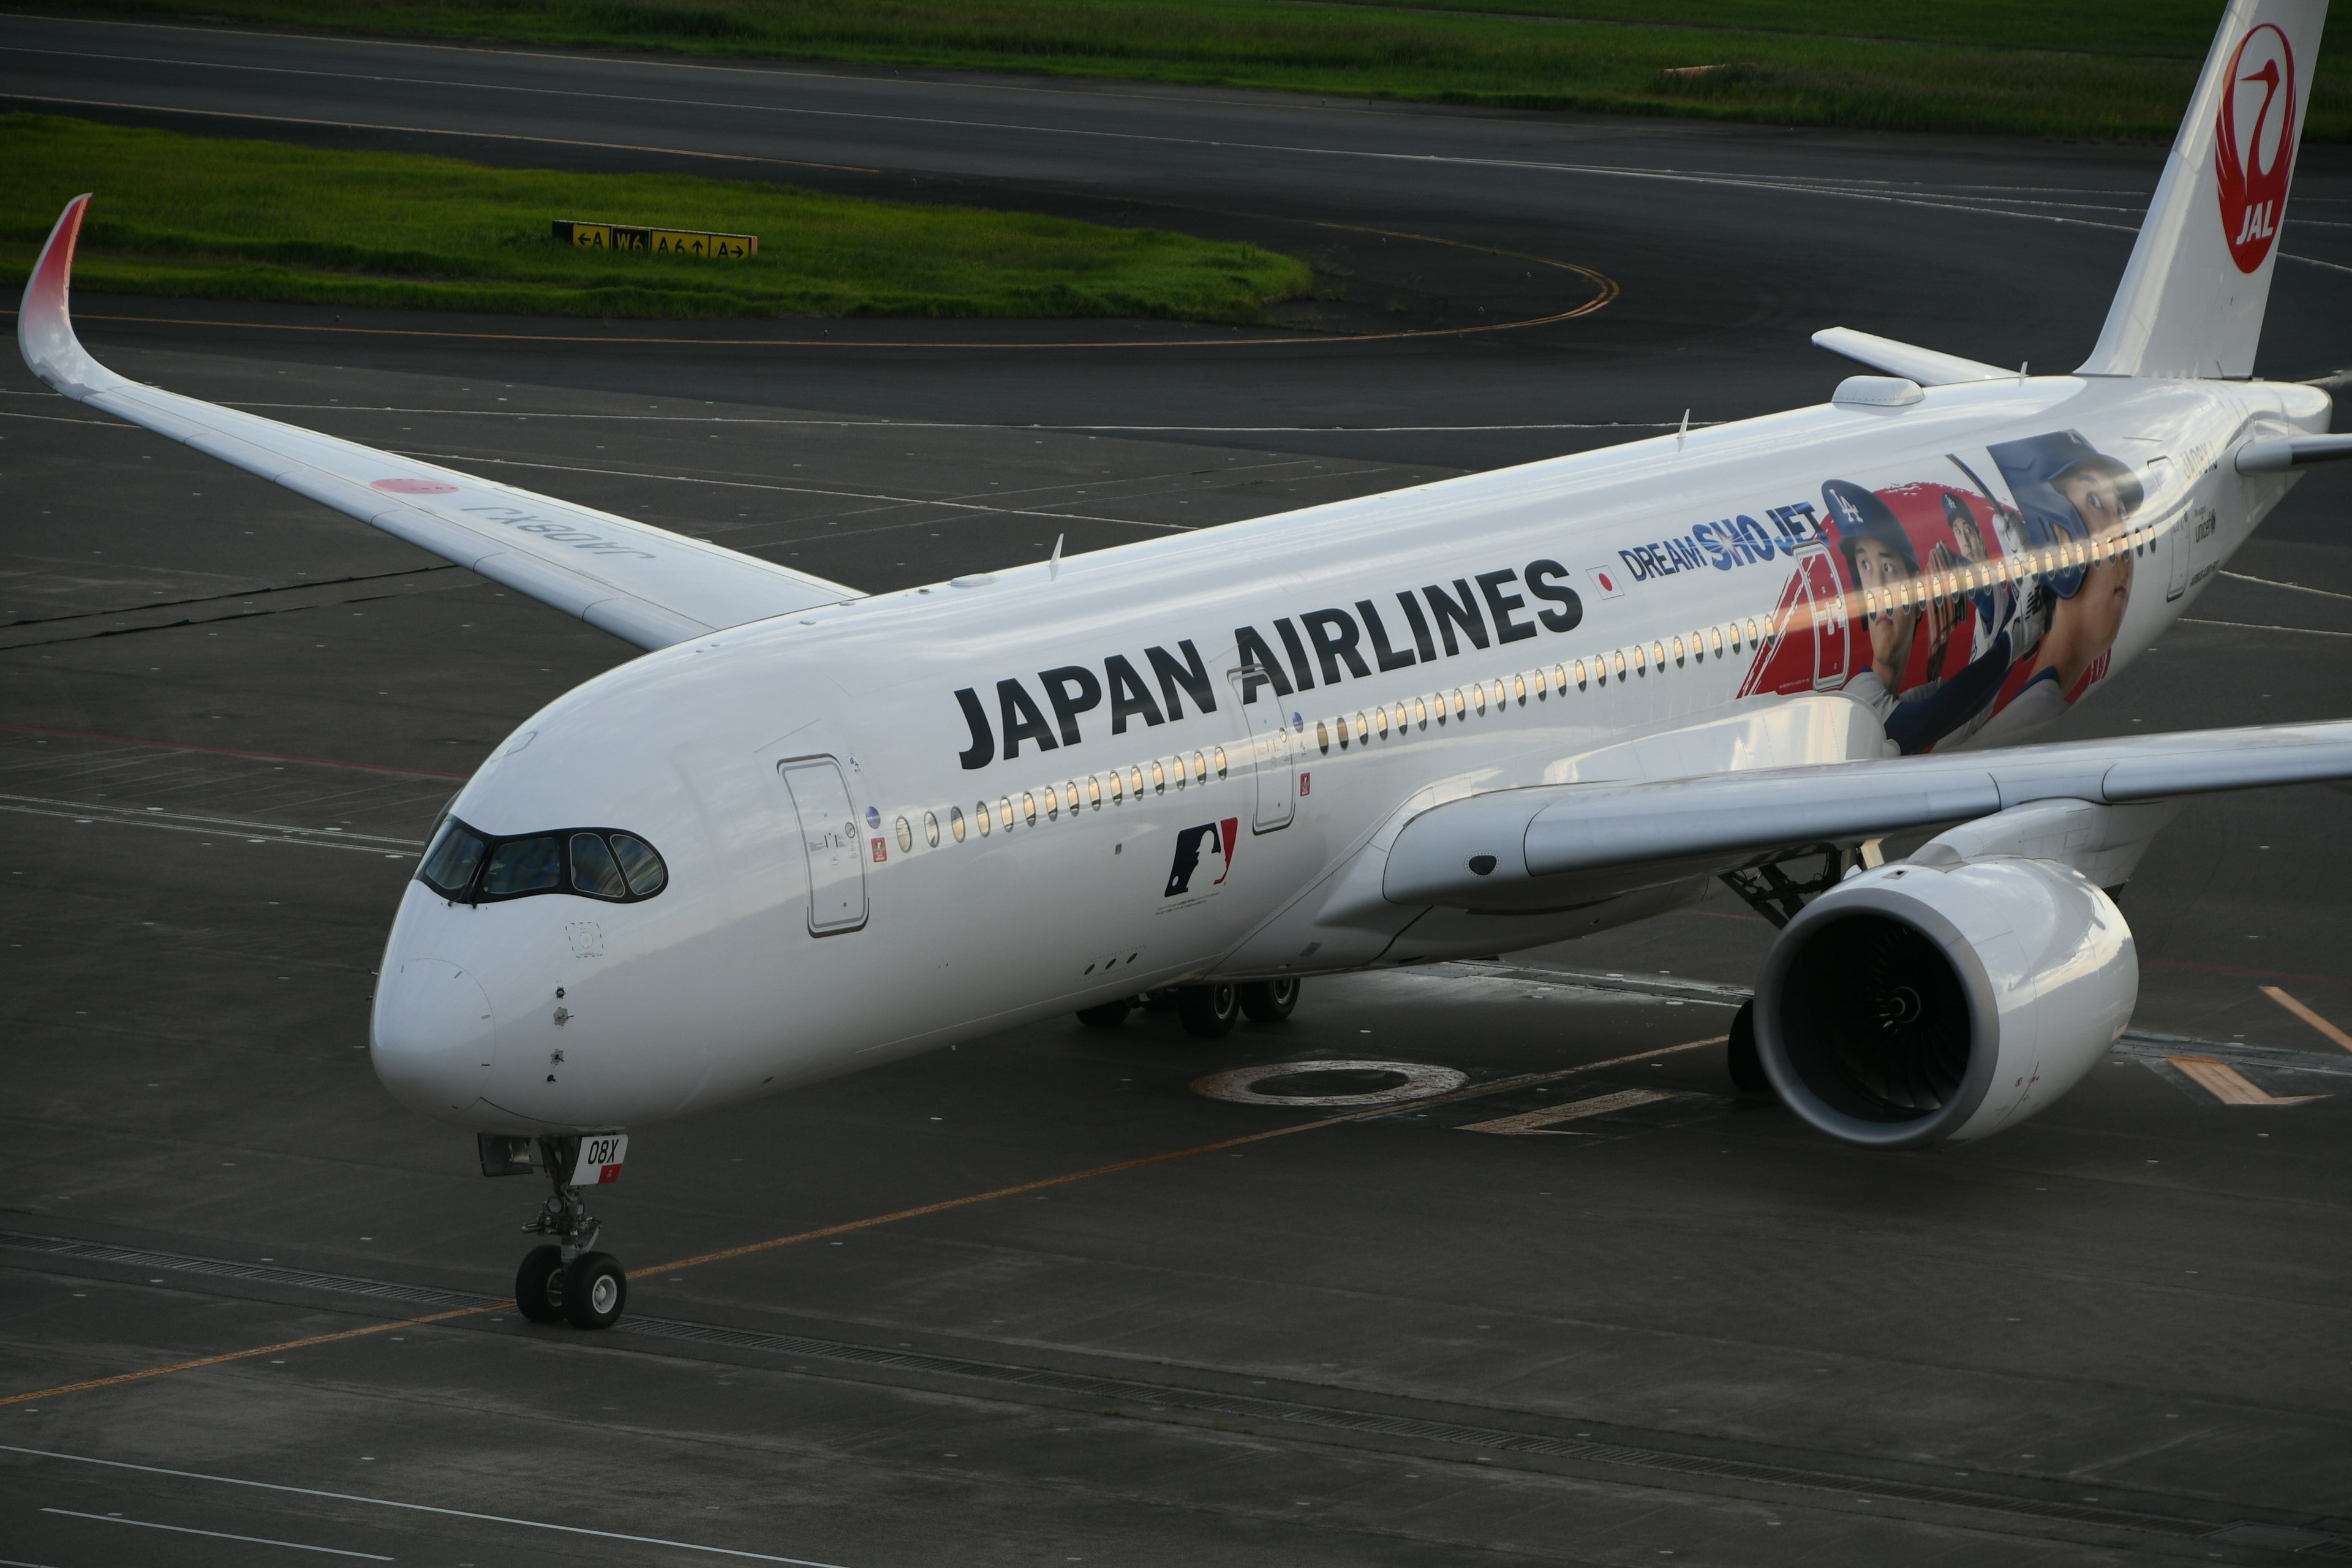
[4,13,2352,1568]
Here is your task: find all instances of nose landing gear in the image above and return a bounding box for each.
[483,1133,630,1330]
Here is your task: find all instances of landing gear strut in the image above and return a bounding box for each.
[484,1133,629,1330]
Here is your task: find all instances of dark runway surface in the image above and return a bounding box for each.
[5,13,2352,1567]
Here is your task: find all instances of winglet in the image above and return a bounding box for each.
[18,195,124,402]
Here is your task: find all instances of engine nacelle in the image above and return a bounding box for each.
[1754,857,2136,1148]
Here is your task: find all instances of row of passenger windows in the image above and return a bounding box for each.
[418,819,669,905]
[883,747,1231,854]
[873,524,2162,854]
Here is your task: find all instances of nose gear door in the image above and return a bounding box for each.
[1227,666,1296,833]
[779,756,868,935]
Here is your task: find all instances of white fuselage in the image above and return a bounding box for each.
[369,372,2324,1135]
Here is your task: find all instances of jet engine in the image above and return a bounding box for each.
[1752,856,2136,1148]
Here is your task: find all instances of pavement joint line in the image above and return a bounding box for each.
[3,1449,847,1566]
[0,723,470,781]
[0,1240,2312,1550]
[2258,986,2352,1052]
[39,1507,393,1561]
[0,1035,1726,1409]
[2179,616,2352,639]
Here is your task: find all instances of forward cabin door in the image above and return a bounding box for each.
[779,756,868,935]
[1229,666,1296,833]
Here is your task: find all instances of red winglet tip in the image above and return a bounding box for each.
[20,195,94,381]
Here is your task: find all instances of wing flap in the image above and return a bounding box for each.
[19,196,860,651]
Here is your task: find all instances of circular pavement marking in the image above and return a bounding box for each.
[1192,1059,1468,1108]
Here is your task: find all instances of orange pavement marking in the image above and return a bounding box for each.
[2165,1055,2322,1107]
[6,1034,1727,1404]
[2258,985,2352,1052]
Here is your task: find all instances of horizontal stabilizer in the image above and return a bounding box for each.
[1811,328,2008,387]
[2236,432,2352,470]
[16,197,862,652]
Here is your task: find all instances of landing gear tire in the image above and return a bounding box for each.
[1239,978,1300,1023]
[1076,998,1134,1029]
[1727,999,1773,1094]
[514,1244,567,1323]
[562,1251,627,1330]
[1177,982,1240,1038]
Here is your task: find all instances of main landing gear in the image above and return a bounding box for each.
[481,1133,629,1330]
[1076,979,1301,1038]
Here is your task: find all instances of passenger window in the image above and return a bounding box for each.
[1025,791,1039,826]
[1147,761,1163,795]
[1107,771,1122,804]
[568,832,629,899]
[1552,663,1567,691]
[1211,748,1226,780]
[1533,668,1547,699]
[997,796,1012,831]
[1746,617,1760,643]
[1413,697,1428,728]
[1087,776,1102,809]
[895,816,914,853]
[418,819,488,900]
[1336,717,1351,750]
[945,809,961,844]
[1171,756,1185,789]
[1573,658,1588,688]
[1377,706,1390,739]
[1651,640,1665,667]
[976,802,991,837]
[1613,650,1628,679]
[1472,684,1487,715]
[608,834,667,896]
[1452,688,1466,718]
[1317,719,1330,753]
[1513,674,1526,704]
[482,835,563,897]
[1672,635,1684,664]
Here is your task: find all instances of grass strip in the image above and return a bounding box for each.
[0,114,1311,320]
[64,0,2352,143]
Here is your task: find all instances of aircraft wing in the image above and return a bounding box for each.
[17,197,861,652]
[1382,719,2352,910]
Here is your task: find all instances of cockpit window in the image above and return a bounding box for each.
[570,832,630,899]
[419,819,487,900]
[608,834,667,896]
[415,818,668,906]
[482,835,563,897]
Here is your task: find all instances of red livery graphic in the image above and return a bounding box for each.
[2216,23,2297,273]
[1740,434,2146,752]
[1164,817,1239,897]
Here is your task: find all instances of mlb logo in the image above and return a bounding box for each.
[1586,566,1625,598]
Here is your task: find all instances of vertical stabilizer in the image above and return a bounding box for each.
[2077,0,2327,379]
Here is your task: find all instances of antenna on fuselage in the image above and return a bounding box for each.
[1676,408,1689,452]
[1049,532,1065,581]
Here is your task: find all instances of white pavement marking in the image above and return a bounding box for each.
[2179,616,2352,639]
[41,1508,394,1559]
[4,1447,849,1567]
[2220,570,2352,604]
[1193,1058,1469,1107]
[0,794,422,854]
[1457,1087,1674,1134]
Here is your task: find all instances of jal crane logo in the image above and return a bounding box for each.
[2215,23,2297,274]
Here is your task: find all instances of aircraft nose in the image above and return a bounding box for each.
[371,956,496,1120]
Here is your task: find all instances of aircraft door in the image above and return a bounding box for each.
[2187,500,2220,590]
[778,756,868,935]
[1796,545,1850,691]
[1228,666,1297,833]
[2165,507,2192,600]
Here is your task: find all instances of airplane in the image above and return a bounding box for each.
[18,0,2351,1332]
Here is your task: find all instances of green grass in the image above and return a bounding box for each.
[66,0,2352,142]
[1,115,1312,320]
